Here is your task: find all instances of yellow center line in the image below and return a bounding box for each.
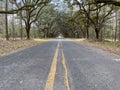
[44,42,59,90]
[61,42,70,90]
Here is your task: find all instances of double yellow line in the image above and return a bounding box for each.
[61,43,70,90]
[44,41,70,90]
[44,42,59,90]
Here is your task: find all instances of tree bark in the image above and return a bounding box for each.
[12,14,15,40]
[5,0,9,40]
[115,10,118,41]
[86,0,90,39]
[95,28,100,39]
[20,19,23,40]
[26,24,31,39]
[86,27,89,39]
[119,16,120,41]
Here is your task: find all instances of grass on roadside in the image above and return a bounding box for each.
[69,38,120,55]
[0,39,51,55]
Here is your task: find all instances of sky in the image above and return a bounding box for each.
[51,0,68,11]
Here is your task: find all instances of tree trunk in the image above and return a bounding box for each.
[19,2,23,40]
[86,27,89,39]
[100,29,102,40]
[118,12,120,41]
[12,14,15,40]
[95,28,100,39]
[119,17,120,41]
[26,30,30,39]
[38,29,41,38]
[20,15,23,40]
[43,29,47,38]
[5,0,9,40]
[26,25,31,39]
[115,10,118,42]
[86,0,90,39]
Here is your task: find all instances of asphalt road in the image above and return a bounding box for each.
[0,39,120,90]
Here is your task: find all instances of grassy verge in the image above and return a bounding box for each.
[0,39,51,55]
[69,38,120,55]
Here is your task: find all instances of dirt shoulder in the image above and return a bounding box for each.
[0,39,51,55]
[69,38,120,55]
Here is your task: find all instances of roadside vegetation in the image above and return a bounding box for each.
[64,0,120,55]
[70,38,120,55]
[0,39,50,55]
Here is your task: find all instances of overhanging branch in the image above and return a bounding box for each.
[96,0,120,6]
[0,1,49,14]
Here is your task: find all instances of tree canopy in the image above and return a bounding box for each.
[0,0,120,41]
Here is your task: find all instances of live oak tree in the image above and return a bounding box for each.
[14,0,50,39]
[35,4,57,38]
[69,10,89,38]
[65,0,114,40]
[0,0,120,40]
[0,0,50,39]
